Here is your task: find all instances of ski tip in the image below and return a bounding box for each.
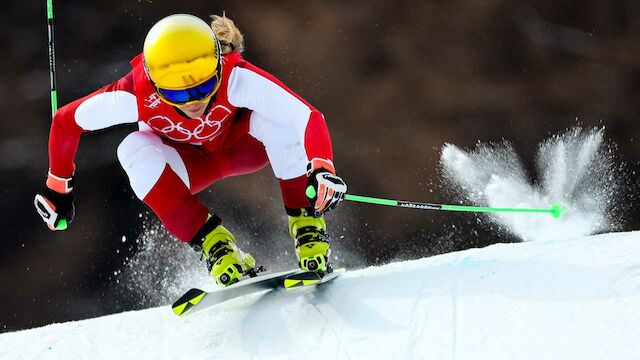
[172,288,206,316]
[549,203,566,219]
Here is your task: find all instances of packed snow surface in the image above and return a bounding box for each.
[1,231,639,359]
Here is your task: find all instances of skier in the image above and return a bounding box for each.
[34,14,347,287]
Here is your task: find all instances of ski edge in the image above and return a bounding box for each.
[171,268,301,317]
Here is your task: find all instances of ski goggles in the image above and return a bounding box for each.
[155,71,221,106]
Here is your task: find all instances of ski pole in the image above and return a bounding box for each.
[344,194,565,219]
[45,0,67,230]
[46,0,58,116]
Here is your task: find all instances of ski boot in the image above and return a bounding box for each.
[189,215,256,287]
[288,208,331,273]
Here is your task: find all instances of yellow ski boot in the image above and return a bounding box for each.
[189,215,255,287]
[288,208,331,273]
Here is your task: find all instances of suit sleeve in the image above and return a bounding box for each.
[48,71,139,178]
[226,64,333,166]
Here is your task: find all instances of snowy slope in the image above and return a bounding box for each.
[1,231,639,360]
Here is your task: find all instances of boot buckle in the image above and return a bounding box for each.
[300,254,327,272]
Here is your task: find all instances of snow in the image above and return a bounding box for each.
[440,128,624,242]
[1,231,639,360]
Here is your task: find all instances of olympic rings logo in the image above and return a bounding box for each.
[147,105,232,142]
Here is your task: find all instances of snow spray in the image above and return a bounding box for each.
[115,216,211,307]
[114,213,325,306]
[440,127,624,241]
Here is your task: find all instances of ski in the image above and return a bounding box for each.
[284,267,346,289]
[172,267,346,316]
[172,268,299,316]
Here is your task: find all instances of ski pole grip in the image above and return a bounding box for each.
[306,185,317,199]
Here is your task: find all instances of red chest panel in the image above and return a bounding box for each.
[130,52,245,145]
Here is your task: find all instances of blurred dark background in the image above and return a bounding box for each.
[2,0,640,332]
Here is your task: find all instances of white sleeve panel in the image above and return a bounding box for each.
[228,66,313,180]
[227,67,312,125]
[249,111,308,180]
[75,91,139,131]
[117,131,190,199]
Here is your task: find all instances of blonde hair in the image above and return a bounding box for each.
[210,14,245,55]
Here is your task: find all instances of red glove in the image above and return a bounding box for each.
[305,158,347,217]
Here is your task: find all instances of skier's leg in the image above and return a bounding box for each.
[117,129,260,286]
[175,118,270,286]
[248,112,333,272]
[117,130,207,242]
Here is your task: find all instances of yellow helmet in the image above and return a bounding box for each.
[143,14,221,90]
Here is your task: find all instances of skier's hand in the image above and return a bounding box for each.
[305,158,347,217]
[34,173,75,231]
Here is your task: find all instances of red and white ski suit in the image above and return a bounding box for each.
[48,51,334,242]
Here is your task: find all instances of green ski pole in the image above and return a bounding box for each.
[47,0,58,116]
[46,0,67,230]
[343,194,565,219]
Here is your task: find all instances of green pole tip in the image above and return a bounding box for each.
[306,185,317,199]
[55,218,67,230]
[549,203,565,219]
